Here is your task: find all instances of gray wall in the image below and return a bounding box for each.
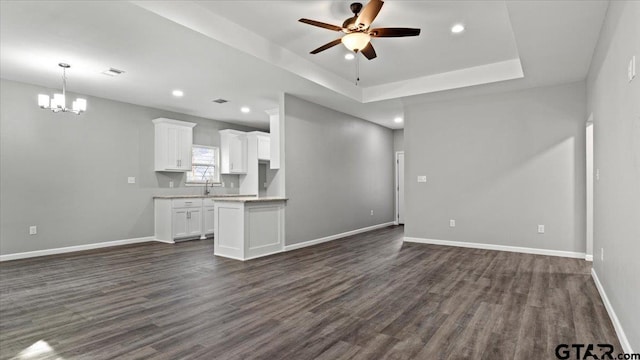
[393,129,404,153]
[0,79,258,255]
[404,81,587,253]
[283,94,394,245]
[587,0,640,351]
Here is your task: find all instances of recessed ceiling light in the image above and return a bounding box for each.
[345,53,355,60]
[394,117,403,123]
[172,89,184,97]
[451,23,465,34]
[240,106,251,113]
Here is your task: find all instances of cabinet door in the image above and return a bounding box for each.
[257,136,270,161]
[172,209,189,238]
[187,208,203,237]
[166,126,181,170]
[204,206,215,234]
[177,127,193,171]
[229,135,247,173]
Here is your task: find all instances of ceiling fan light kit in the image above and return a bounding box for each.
[341,32,371,52]
[299,0,420,61]
[38,63,87,115]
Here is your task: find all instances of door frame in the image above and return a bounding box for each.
[395,151,404,225]
[586,114,594,261]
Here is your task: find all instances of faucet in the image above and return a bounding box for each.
[204,180,210,196]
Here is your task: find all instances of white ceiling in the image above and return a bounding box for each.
[204,1,520,87]
[0,1,608,130]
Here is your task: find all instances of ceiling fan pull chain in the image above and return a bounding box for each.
[356,53,360,86]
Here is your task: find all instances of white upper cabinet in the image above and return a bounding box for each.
[256,133,270,161]
[219,129,247,174]
[153,118,196,172]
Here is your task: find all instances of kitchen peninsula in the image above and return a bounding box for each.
[214,197,287,261]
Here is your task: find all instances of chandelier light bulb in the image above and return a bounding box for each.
[53,93,65,109]
[38,94,50,108]
[75,98,87,112]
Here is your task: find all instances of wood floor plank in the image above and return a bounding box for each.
[0,226,622,359]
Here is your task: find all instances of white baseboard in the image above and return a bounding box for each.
[585,254,593,261]
[591,268,634,354]
[403,237,586,259]
[154,238,176,244]
[0,236,157,262]
[214,249,285,262]
[284,222,396,251]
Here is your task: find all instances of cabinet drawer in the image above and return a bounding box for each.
[203,198,216,207]
[172,198,203,208]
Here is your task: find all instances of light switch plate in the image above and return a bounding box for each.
[449,219,456,227]
[169,181,174,188]
[29,226,37,235]
[417,176,427,183]
[537,225,545,234]
[127,177,136,184]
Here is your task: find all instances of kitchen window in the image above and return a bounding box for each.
[186,145,220,184]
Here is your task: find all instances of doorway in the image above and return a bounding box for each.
[396,151,405,225]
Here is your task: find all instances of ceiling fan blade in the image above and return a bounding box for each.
[370,27,421,37]
[361,43,377,60]
[299,18,343,32]
[310,39,343,54]
[356,0,384,29]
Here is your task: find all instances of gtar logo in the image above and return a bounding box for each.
[555,344,614,360]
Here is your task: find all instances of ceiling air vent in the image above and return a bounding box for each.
[212,98,228,104]
[101,68,125,77]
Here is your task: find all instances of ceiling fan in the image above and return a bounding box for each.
[299,0,420,60]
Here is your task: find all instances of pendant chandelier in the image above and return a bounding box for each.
[38,63,87,115]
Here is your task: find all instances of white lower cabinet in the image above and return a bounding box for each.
[172,208,202,239]
[172,208,189,238]
[154,198,210,243]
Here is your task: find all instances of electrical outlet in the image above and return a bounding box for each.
[29,226,37,235]
[449,219,456,227]
[128,177,136,184]
[169,181,174,188]
[417,176,427,183]
[230,182,234,188]
[596,168,600,181]
[601,248,604,262]
[370,210,374,216]
[537,225,545,234]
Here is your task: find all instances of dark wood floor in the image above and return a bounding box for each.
[0,226,620,359]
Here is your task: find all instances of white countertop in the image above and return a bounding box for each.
[211,196,288,203]
[153,194,257,199]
